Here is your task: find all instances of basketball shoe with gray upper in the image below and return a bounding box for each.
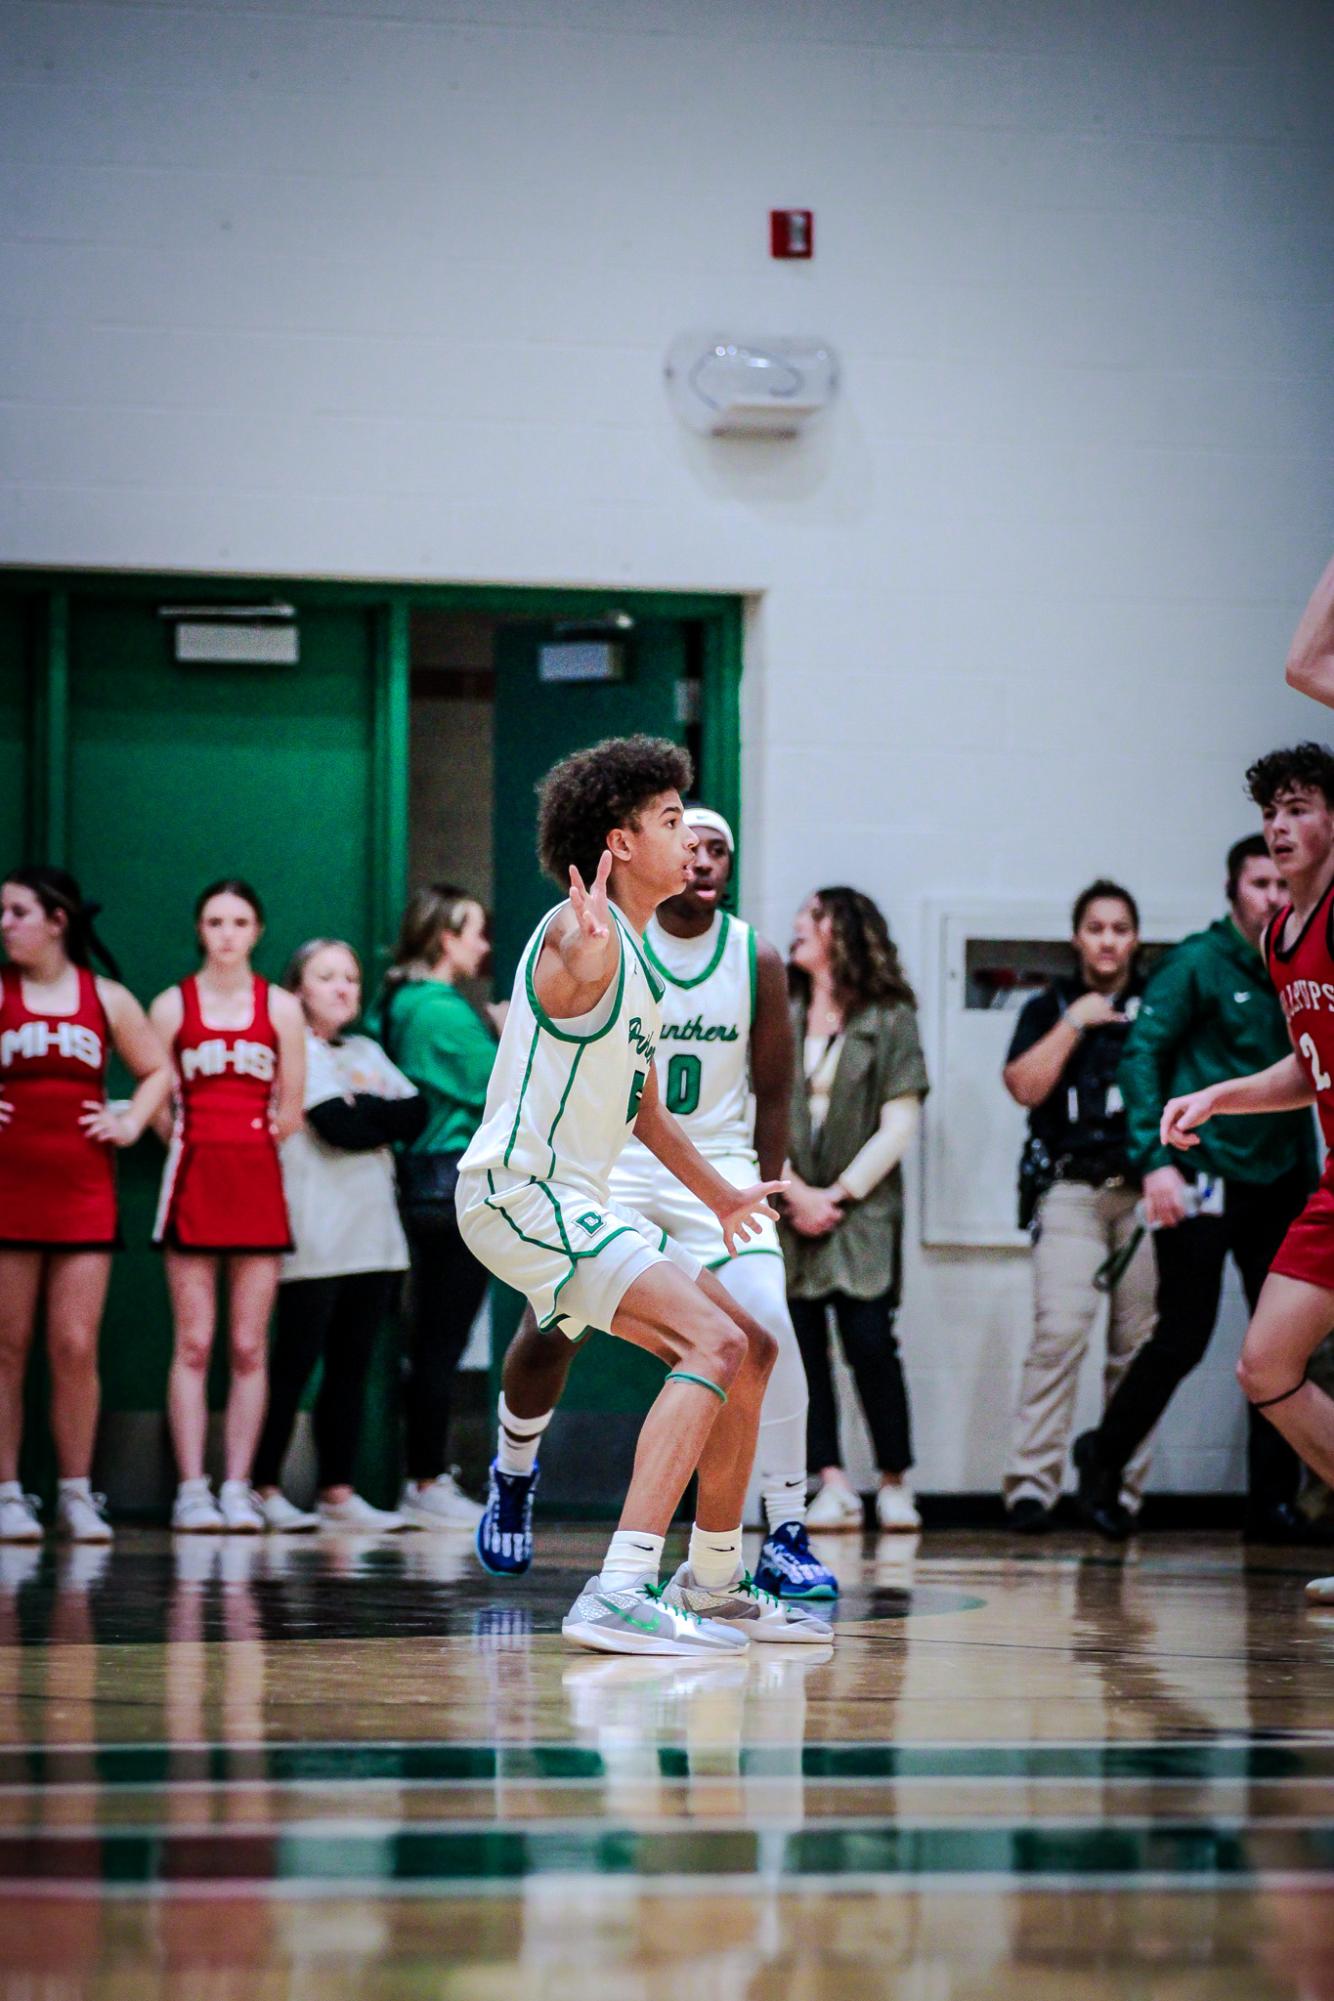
[561,1574,750,1656]
[663,1561,835,1644]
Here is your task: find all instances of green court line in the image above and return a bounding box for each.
[3,1740,1333,1790]
[5,1821,1334,1889]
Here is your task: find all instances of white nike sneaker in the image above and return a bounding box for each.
[399,1475,483,1532]
[55,1488,113,1544]
[663,1562,835,1645]
[254,1491,320,1533]
[1305,1575,1334,1603]
[805,1481,864,1530]
[217,1481,265,1534]
[318,1492,406,1532]
[171,1481,225,1533]
[562,1574,750,1656]
[875,1481,922,1533]
[0,1490,43,1543]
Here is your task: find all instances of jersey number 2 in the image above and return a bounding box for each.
[665,1053,702,1117]
[1300,1033,1332,1093]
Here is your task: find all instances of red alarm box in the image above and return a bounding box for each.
[770,210,813,259]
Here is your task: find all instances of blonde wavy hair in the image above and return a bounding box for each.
[382,883,480,994]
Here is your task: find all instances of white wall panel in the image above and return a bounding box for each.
[2,0,1332,1491]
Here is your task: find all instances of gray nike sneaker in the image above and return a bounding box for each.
[561,1574,750,1656]
[663,1561,835,1644]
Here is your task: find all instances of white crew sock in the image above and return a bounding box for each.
[688,1522,743,1588]
[58,1477,91,1500]
[761,1473,808,1535]
[0,1481,21,1502]
[598,1528,665,1590]
[176,1477,211,1497]
[497,1394,551,1477]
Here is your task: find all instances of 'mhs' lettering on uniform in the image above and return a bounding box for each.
[1,1019,103,1069]
[179,1038,277,1083]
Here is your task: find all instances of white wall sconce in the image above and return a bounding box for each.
[664,332,838,437]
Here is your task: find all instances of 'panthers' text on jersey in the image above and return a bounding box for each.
[618,910,757,1164]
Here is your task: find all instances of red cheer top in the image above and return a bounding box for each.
[154,973,292,1252]
[0,963,118,1247]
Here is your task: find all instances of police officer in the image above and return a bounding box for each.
[1002,880,1155,1532]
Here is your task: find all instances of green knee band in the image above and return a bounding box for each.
[665,1369,728,1406]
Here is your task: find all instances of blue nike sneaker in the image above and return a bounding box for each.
[475,1459,539,1577]
[754,1521,839,1600]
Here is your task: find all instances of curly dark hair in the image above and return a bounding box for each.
[537,734,694,888]
[1246,742,1334,810]
[790,885,917,1013]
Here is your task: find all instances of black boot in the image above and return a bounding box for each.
[1073,1431,1132,1542]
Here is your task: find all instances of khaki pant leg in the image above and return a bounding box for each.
[1004,1181,1105,1510]
[1100,1185,1158,1512]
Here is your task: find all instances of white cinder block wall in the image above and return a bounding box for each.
[4,0,1333,1492]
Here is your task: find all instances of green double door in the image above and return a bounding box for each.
[490,623,692,1511]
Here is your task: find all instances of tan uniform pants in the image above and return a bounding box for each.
[1004,1179,1156,1514]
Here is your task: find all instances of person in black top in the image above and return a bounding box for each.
[1001,880,1154,1532]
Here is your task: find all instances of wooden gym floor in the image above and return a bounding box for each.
[1,1523,1333,1997]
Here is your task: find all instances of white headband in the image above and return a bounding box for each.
[684,806,735,852]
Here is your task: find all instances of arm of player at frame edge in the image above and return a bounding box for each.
[1286,551,1334,709]
[1160,1053,1315,1150]
[632,1063,786,1255]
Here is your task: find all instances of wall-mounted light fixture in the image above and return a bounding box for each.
[665,333,838,437]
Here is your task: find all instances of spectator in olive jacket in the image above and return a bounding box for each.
[1074,836,1318,1542]
[781,887,929,1534]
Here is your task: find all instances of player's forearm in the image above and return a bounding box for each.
[1286,552,1334,707]
[751,1095,788,1186]
[1208,1055,1314,1117]
[635,1098,738,1212]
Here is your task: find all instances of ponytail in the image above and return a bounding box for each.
[3,865,122,980]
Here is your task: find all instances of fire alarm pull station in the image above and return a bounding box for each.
[770,209,813,259]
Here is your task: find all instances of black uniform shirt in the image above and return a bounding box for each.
[1007,974,1144,1183]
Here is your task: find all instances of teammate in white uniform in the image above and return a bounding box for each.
[478,806,837,1599]
[457,735,830,1654]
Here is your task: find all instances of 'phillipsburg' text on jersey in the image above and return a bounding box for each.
[1267,878,1334,1151]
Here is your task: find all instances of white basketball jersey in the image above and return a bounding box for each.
[459,902,663,1201]
[619,910,756,1164]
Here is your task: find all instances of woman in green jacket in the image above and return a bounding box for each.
[377,885,499,1530]
[781,887,930,1533]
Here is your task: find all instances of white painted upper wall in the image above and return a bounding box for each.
[3,0,1333,1490]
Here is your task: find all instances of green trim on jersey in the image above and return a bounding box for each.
[746,923,758,1028]
[643,912,732,991]
[541,1044,586,1177]
[522,908,627,1046]
[503,1023,542,1170]
[615,908,666,1005]
[706,1245,785,1271]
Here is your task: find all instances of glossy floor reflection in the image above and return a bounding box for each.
[2,1524,1333,1996]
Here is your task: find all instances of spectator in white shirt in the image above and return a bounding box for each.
[252,940,427,1533]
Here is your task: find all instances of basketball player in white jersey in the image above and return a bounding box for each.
[456,735,830,1654]
[477,805,837,1599]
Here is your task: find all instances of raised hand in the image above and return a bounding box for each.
[715,1180,788,1258]
[568,849,613,943]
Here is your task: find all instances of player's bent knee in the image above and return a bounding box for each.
[691,1316,748,1389]
[745,1321,779,1379]
[1237,1342,1303,1409]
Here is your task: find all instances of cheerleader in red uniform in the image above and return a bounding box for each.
[0,866,171,1545]
[149,881,305,1533]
